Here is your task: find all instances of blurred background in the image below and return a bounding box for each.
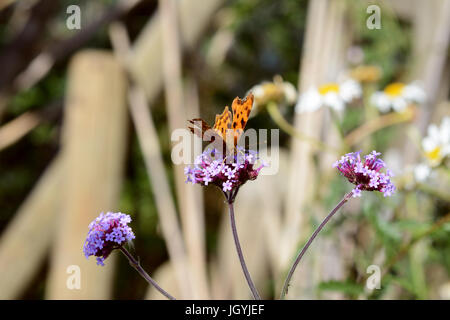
[0,0,449,300]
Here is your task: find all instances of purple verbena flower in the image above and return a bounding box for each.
[223,167,237,179]
[185,147,266,196]
[223,180,233,192]
[352,186,362,197]
[83,212,135,266]
[334,150,396,198]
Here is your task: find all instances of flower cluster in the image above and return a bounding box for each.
[295,79,362,113]
[185,147,266,195]
[83,212,135,266]
[371,81,426,113]
[333,150,396,198]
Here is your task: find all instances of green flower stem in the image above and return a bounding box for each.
[280,192,353,299]
[119,246,176,300]
[228,200,261,300]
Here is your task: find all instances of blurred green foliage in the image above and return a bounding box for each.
[348,0,412,84]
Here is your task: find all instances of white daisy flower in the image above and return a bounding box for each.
[413,117,450,183]
[422,116,450,167]
[249,76,297,116]
[371,81,426,113]
[295,79,362,114]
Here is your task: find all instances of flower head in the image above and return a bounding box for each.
[185,147,266,199]
[371,81,426,113]
[421,116,450,167]
[295,79,362,113]
[83,212,135,266]
[334,150,396,198]
[249,76,297,116]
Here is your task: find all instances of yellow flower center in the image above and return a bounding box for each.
[384,82,405,97]
[425,147,442,162]
[319,83,339,95]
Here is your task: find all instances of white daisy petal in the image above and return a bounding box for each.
[339,79,362,103]
[427,124,440,141]
[392,97,408,112]
[422,136,437,152]
[295,88,322,113]
[439,116,450,145]
[371,92,391,113]
[404,83,426,104]
[442,145,450,157]
[323,92,344,111]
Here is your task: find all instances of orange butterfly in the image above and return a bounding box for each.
[188,93,254,151]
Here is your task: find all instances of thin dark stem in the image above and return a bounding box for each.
[119,246,176,300]
[228,200,261,300]
[280,192,353,299]
[230,186,240,203]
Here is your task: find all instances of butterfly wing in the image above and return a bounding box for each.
[188,118,212,140]
[213,106,232,141]
[231,92,254,146]
[188,107,231,147]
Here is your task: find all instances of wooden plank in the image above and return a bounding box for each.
[46,50,128,299]
[282,0,348,299]
[109,22,192,299]
[282,0,329,269]
[128,0,224,103]
[0,156,63,299]
[128,85,192,298]
[158,0,209,299]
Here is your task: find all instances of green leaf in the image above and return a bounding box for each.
[318,280,364,297]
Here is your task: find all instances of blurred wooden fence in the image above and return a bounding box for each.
[0,0,225,300]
